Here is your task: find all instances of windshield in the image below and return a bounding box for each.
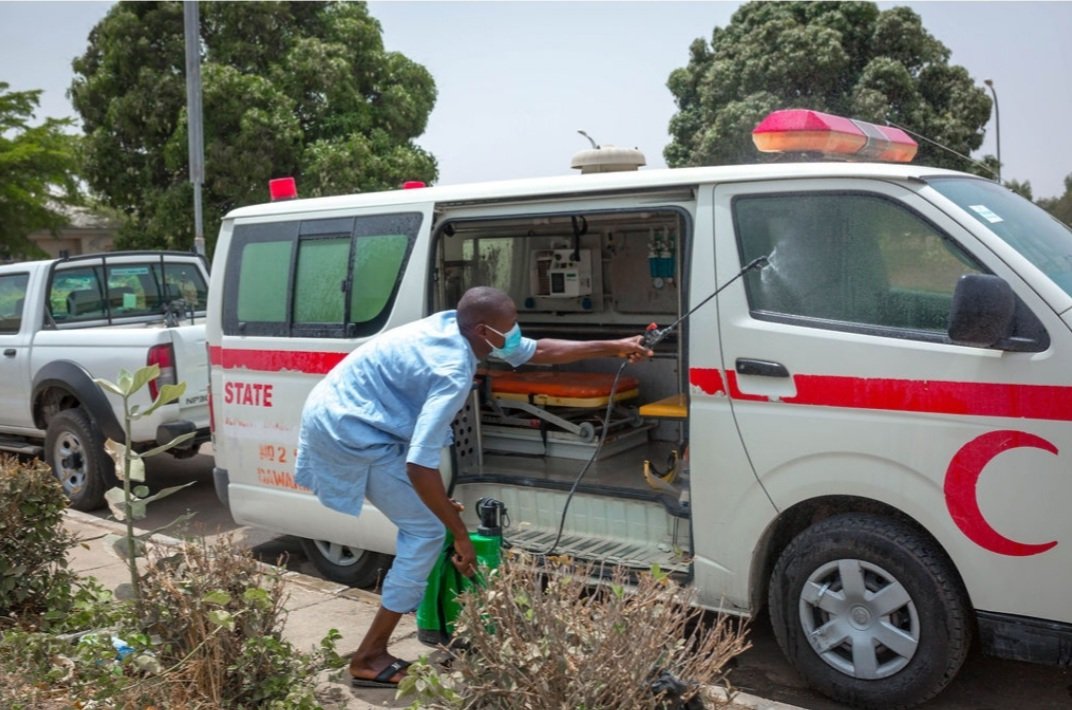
[928,177,1072,298]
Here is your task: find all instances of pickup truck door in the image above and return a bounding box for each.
[0,271,34,429]
[712,177,1072,624]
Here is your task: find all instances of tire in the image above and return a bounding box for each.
[768,513,971,709]
[45,407,116,512]
[299,537,391,588]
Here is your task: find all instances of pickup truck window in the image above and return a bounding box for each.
[735,192,986,338]
[50,260,209,323]
[225,212,420,337]
[0,272,29,334]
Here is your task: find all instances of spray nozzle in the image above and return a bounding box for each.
[475,497,507,536]
[643,322,670,348]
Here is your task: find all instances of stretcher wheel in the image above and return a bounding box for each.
[578,422,596,442]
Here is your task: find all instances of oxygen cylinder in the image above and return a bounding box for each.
[416,498,506,646]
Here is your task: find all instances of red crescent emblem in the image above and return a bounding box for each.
[944,430,1058,556]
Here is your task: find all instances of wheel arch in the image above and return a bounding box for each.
[32,360,125,442]
[749,495,973,616]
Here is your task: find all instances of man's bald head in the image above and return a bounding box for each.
[457,287,515,333]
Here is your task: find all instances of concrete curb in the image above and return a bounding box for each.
[62,509,806,710]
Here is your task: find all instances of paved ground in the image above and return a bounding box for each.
[79,446,1072,709]
[64,508,793,710]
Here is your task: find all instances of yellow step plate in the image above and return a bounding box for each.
[638,393,688,419]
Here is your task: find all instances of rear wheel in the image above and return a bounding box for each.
[45,408,116,511]
[299,538,391,588]
[768,513,971,709]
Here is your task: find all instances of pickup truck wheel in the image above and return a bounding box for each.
[299,538,391,588]
[768,513,970,709]
[45,408,115,512]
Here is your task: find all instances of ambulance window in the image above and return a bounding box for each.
[238,241,293,324]
[736,192,986,338]
[223,213,419,337]
[294,236,349,323]
[351,234,409,323]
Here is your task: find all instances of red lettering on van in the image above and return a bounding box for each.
[224,382,274,407]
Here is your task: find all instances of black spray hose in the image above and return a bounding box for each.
[526,253,770,557]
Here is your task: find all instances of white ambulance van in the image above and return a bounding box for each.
[207,110,1071,708]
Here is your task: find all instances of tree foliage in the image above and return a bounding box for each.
[1038,174,1072,227]
[665,2,993,173]
[0,83,81,258]
[71,1,437,254]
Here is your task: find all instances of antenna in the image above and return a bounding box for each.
[884,118,999,180]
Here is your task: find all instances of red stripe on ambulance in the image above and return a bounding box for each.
[209,346,347,374]
[695,367,1072,421]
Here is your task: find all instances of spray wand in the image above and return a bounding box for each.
[643,255,769,348]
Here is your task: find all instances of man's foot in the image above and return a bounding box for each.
[349,658,411,689]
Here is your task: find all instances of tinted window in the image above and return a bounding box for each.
[0,273,29,334]
[51,266,106,321]
[225,213,421,337]
[49,259,208,323]
[735,193,986,336]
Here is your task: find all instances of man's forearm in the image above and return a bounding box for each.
[530,338,629,364]
[406,463,468,539]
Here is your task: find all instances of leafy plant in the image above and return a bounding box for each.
[400,553,751,709]
[0,457,77,624]
[94,364,196,614]
[134,535,344,707]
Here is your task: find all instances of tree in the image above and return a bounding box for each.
[0,83,81,258]
[1038,174,1072,226]
[71,1,437,255]
[665,2,993,174]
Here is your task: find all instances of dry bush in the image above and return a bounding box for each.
[402,553,750,709]
[127,534,337,708]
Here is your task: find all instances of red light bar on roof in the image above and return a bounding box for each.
[752,109,918,163]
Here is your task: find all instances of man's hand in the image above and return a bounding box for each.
[617,334,654,363]
[452,534,477,577]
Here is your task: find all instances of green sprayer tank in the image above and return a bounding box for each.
[417,498,506,646]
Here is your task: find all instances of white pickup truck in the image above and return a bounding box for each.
[0,251,211,510]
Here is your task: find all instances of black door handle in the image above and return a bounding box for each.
[735,358,789,378]
[3,349,15,357]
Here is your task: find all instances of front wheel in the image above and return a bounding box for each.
[299,538,391,588]
[768,513,971,709]
[45,408,116,511]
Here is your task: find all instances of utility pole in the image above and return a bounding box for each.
[984,79,1001,183]
[184,1,206,255]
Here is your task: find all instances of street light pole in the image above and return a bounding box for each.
[984,79,1001,183]
[184,1,205,256]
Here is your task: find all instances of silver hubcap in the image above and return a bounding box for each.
[799,558,919,679]
[313,540,364,567]
[53,430,87,495]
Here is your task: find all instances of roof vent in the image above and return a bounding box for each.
[571,130,646,174]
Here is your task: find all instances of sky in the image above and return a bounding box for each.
[2,1,1070,199]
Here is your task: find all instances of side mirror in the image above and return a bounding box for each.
[948,274,1015,347]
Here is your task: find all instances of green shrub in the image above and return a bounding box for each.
[400,553,751,709]
[131,535,343,708]
[0,457,77,623]
[0,535,343,709]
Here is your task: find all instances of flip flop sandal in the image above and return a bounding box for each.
[350,658,411,689]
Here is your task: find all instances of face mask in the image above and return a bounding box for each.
[484,323,523,360]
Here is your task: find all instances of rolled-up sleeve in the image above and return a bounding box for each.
[406,366,474,468]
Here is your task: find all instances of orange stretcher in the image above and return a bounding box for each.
[482,370,640,407]
[478,369,643,444]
